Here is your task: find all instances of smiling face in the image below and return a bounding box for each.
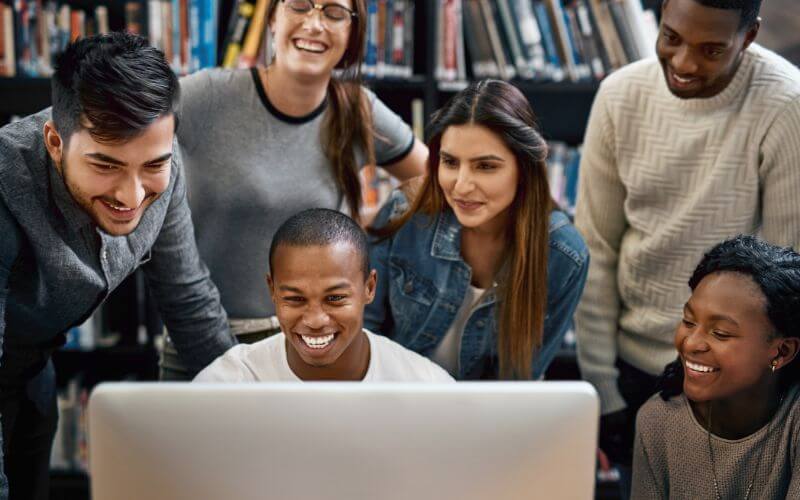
[269,0,354,82]
[45,115,174,236]
[657,0,758,99]
[268,242,376,380]
[437,124,519,233]
[675,271,782,404]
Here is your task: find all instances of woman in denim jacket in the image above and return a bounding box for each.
[365,80,589,380]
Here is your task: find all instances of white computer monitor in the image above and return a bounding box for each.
[88,382,599,500]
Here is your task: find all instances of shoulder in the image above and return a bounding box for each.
[178,68,254,115]
[0,111,50,207]
[635,393,687,440]
[747,44,800,103]
[596,57,661,103]
[548,210,588,269]
[367,330,454,382]
[370,188,413,230]
[194,336,282,382]
[180,67,251,94]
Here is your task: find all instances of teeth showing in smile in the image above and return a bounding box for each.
[686,360,718,373]
[301,333,334,349]
[673,73,695,84]
[104,201,134,212]
[294,39,326,53]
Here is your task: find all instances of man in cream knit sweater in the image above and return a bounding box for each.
[574,0,800,484]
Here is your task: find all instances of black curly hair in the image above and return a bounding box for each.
[658,235,800,400]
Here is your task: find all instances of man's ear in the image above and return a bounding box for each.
[364,269,377,304]
[743,18,760,50]
[43,121,64,169]
[267,274,276,301]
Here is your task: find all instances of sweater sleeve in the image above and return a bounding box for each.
[573,85,628,414]
[759,97,800,249]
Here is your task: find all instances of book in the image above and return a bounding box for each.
[497,0,533,79]
[510,0,546,77]
[587,0,627,69]
[125,1,145,35]
[607,0,638,62]
[544,0,579,81]
[238,0,266,67]
[0,2,11,76]
[170,0,181,70]
[147,0,163,50]
[479,0,515,80]
[200,0,217,69]
[462,0,496,78]
[532,0,564,81]
[221,0,253,69]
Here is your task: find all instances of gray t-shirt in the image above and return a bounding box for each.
[632,384,800,499]
[177,68,414,319]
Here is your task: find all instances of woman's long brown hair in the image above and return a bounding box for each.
[372,80,554,379]
[266,0,374,221]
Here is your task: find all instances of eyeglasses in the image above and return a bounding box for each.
[282,0,357,30]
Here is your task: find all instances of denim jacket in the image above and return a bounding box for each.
[0,110,236,373]
[365,190,589,380]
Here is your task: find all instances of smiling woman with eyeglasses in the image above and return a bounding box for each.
[158,0,428,379]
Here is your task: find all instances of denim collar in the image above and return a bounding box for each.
[430,208,569,261]
[48,159,95,233]
[430,209,463,261]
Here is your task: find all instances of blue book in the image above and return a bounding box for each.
[363,0,378,77]
[531,1,563,81]
[172,0,182,72]
[200,0,218,68]
[564,148,581,213]
[189,0,201,72]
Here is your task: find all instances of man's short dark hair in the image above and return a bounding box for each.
[691,0,762,29]
[51,31,179,145]
[269,209,371,278]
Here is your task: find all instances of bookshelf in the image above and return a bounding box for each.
[0,2,669,499]
[0,0,609,145]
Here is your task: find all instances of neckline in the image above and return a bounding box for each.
[280,329,374,381]
[250,67,328,124]
[684,384,799,444]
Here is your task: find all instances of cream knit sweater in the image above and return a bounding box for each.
[574,44,800,414]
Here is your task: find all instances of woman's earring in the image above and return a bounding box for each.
[771,360,779,373]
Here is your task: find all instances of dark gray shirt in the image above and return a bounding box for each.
[632,384,800,499]
[0,109,236,372]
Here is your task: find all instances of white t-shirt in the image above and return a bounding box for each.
[194,329,454,383]
[431,285,485,377]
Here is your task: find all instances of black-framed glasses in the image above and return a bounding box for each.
[282,0,358,29]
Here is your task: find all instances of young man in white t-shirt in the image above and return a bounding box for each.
[195,209,453,383]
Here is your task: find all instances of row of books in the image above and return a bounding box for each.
[219,0,416,78]
[547,141,581,215]
[135,0,221,75]
[435,0,658,84]
[0,0,219,78]
[0,1,111,77]
[362,0,415,79]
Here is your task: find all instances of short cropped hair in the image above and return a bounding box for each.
[269,209,370,278]
[687,235,800,339]
[51,31,179,145]
[659,235,800,400]
[690,0,762,29]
